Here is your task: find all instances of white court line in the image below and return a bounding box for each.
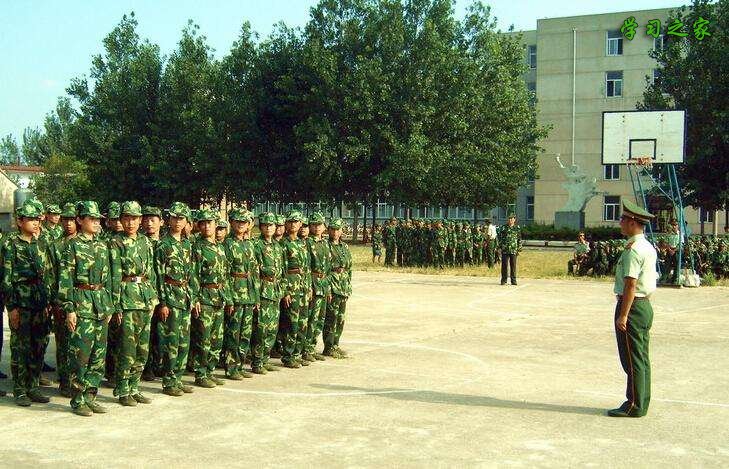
[576,390,729,409]
[659,304,729,316]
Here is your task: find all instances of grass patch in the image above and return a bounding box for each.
[349,244,729,286]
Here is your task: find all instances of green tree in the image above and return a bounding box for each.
[640,0,728,211]
[0,135,21,165]
[32,154,92,205]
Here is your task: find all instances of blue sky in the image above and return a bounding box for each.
[0,0,681,143]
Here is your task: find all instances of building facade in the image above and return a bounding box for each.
[518,7,726,234]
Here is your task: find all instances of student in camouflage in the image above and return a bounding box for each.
[142,205,163,382]
[221,208,260,380]
[190,208,232,387]
[305,211,331,362]
[497,213,522,285]
[40,204,63,243]
[109,201,158,406]
[250,212,284,374]
[48,202,79,397]
[103,201,123,384]
[154,202,194,396]
[58,201,115,416]
[2,202,54,406]
[279,210,310,368]
[323,218,352,359]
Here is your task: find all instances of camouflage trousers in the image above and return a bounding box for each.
[114,309,152,398]
[434,247,446,268]
[105,318,121,381]
[384,244,396,266]
[52,309,71,387]
[143,307,161,377]
[250,298,280,369]
[323,295,348,351]
[158,306,191,389]
[191,304,223,379]
[473,246,484,265]
[279,294,308,364]
[10,308,46,397]
[222,304,254,375]
[69,316,108,409]
[306,295,328,354]
[485,242,497,268]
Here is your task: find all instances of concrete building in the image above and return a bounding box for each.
[516,7,727,234]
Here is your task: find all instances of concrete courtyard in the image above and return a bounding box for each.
[1,271,728,467]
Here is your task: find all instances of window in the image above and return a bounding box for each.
[604,164,620,180]
[448,206,458,218]
[526,196,534,220]
[604,196,621,221]
[458,206,472,219]
[700,208,714,223]
[652,69,661,86]
[607,30,623,56]
[654,34,666,51]
[527,45,537,69]
[606,71,623,97]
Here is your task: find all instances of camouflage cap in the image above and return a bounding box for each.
[46,204,62,214]
[229,208,250,222]
[61,202,77,218]
[77,201,103,218]
[217,219,229,229]
[120,201,143,216]
[25,197,44,214]
[329,218,344,230]
[190,209,200,221]
[309,211,326,224]
[107,201,121,219]
[142,205,162,217]
[259,212,276,225]
[196,208,216,222]
[168,202,191,220]
[508,212,516,218]
[275,214,286,226]
[286,210,304,222]
[16,203,43,218]
[301,215,308,225]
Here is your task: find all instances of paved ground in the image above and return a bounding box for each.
[2,271,728,468]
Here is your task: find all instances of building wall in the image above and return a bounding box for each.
[515,8,728,234]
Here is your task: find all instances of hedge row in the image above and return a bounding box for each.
[521,223,622,241]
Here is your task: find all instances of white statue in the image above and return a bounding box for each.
[556,156,605,212]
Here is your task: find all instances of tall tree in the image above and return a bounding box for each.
[640,0,728,211]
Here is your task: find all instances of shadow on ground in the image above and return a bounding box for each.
[311,384,605,416]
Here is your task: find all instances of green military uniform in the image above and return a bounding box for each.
[610,200,657,418]
[434,222,447,269]
[472,225,484,266]
[190,208,232,386]
[142,205,163,381]
[58,201,115,415]
[371,229,383,258]
[109,201,158,403]
[104,201,122,383]
[40,204,64,244]
[2,202,54,405]
[250,212,284,373]
[221,208,260,379]
[306,212,331,361]
[154,202,194,393]
[279,211,310,367]
[497,214,522,285]
[323,218,352,358]
[48,202,79,396]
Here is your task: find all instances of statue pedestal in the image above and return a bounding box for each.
[555,211,584,230]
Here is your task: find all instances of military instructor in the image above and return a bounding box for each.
[609,199,657,418]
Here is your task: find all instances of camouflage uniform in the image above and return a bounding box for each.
[278,211,310,367]
[109,201,158,400]
[222,208,260,377]
[58,201,115,413]
[323,218,352,357]
[1,203,54,403]
[103,201,122,383]
[190,209,232,382]
[251,212,284,371]
[154,202,194,391]
[142,205,163,380]
[48,202,79,394]
[472,226,484,266]
[497,216,522,285]
[383,220,397,266]
[306,212,331,359]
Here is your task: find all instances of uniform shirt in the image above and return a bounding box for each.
[613,233,658,298]
[223,236,260,306]
[486,224,498,240]
[58,232,114,319]
[155,233,193,310]
[574,241,589,256]
[329,240,352,298]
[109,233,158,312]
[0,232,54,311]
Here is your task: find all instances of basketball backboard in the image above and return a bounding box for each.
[601,110,686,164]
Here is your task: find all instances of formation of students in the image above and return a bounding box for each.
[0,198,352,416]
